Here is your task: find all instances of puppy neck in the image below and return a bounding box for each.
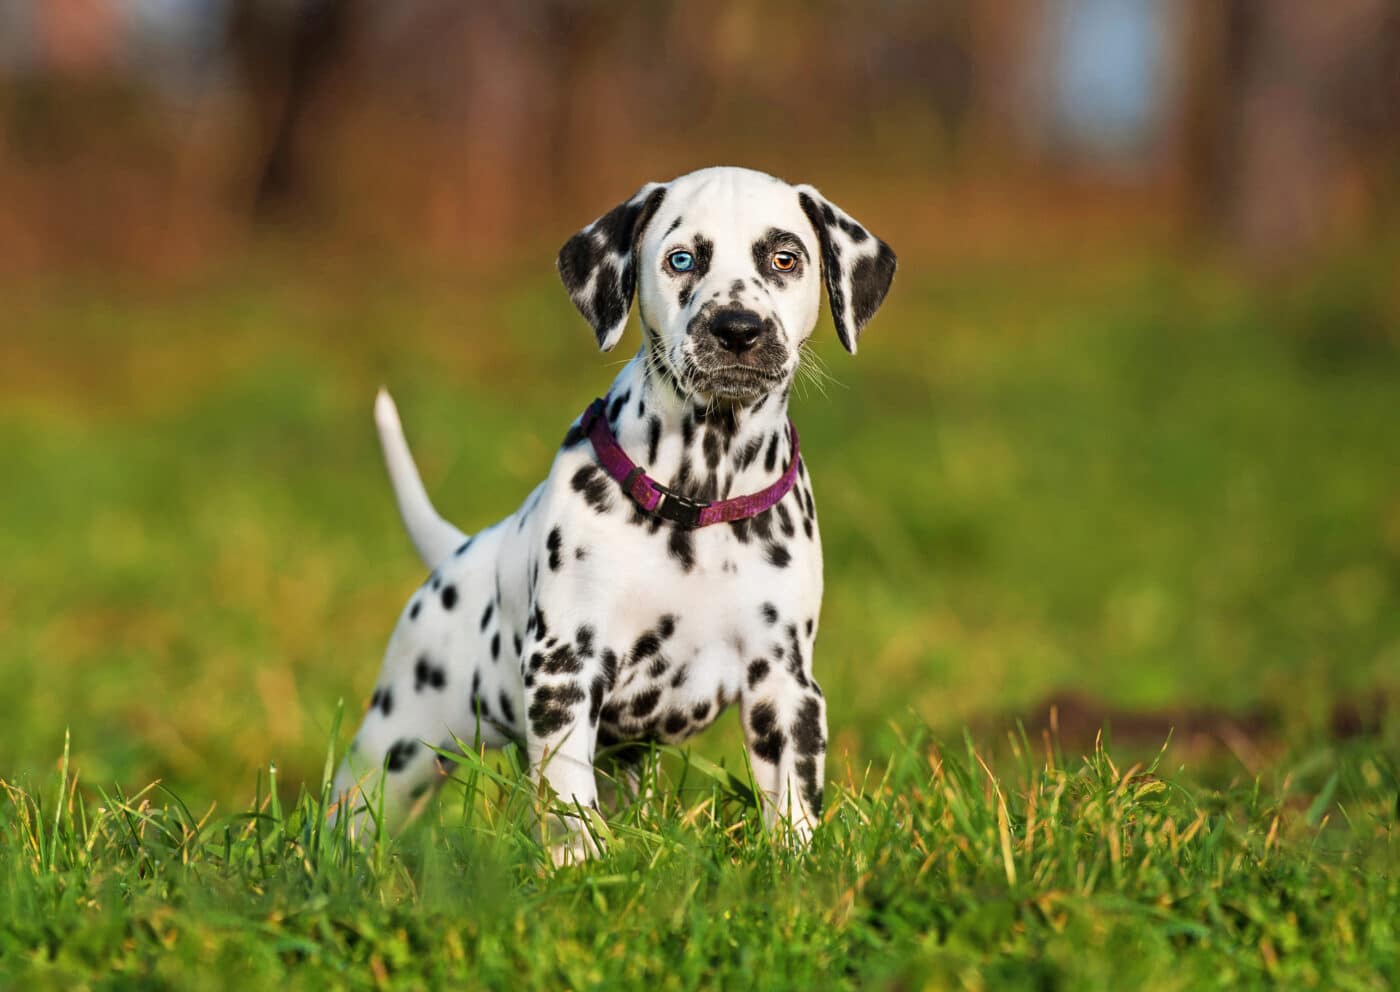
[601,350,795,503]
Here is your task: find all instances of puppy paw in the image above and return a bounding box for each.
[548,831,603,867]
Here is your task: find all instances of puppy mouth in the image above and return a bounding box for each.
[689,364,787,400]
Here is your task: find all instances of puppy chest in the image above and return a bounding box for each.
[597,631,746,745]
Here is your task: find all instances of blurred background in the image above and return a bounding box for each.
[2,0,1397,810]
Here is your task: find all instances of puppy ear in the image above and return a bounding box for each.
[557,182,669,351]
[795,186,897,354]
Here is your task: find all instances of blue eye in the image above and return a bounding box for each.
[667,250,695,273]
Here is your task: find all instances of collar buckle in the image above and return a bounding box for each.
[650,485,707,528]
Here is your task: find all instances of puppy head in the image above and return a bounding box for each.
[558,166,896,402]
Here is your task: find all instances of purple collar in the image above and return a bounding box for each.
[580,398,800,528]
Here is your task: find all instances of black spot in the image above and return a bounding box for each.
[750,701,778,737]
[702,428,721,470]
[851,244,897,329]
[630,687,662,717]
[805,618,815,637]
[513,632,523,656]
[547,527,563,571]
[671,234,715,309]
[571,464,613,514]
[632,632,661,663]
[542,643,583,676]
[441,585,457,610]
[663,711,689,736]
[761,603,779,625]
[589,676,608,724]
[692,700,712,722]
[498,692,515,725]
[491,633,501,661]
[480,602,494,631]
[668,527,695,572]
[751,228,808,287]
[467,668,484,716]
[455,538,473,556]
[576,625,595,657]
[533,606,549,639]
[608,390,630,424]
[601,649,620,688]
[561,422,587,448]
[747,658,770,688]
[658,614,677,639]
[414,656,447,692]
[766,543,791,568]
[796,754,823,817]
[646,416,662,466]
[528,682,587,738]
[385,739,418,773]
[409,601,421,620]
[785,623,809,686]
[764,432,779,472]
[670,665,689,689]
[750,702,785,764]
[736,436,763,471]
[792,697,825,756]
[776,503,794,538]
[837,215,868,242]
[575,546,588,561]
[647,655,669,678]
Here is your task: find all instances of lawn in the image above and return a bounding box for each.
[1,250,1397,988]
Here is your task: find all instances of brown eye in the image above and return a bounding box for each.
[772,251,798,272]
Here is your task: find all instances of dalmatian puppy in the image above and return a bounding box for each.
[330,166,895,859]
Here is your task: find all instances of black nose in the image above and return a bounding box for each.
[711,310,764,355]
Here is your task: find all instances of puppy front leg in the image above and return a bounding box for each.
[521,624,605,865]
[741,674,827,844]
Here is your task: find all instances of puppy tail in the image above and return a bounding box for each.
[374,388,469,569]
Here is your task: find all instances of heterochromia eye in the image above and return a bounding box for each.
[668,250,695,273]
[772,251,798,272]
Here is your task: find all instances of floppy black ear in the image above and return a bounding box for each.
[795,185,897,354]
[557,182,669,351]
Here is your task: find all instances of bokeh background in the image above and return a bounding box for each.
[2,0,1398,812]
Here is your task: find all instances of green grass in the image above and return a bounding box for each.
[1,250,1398,987]
[2,727,1396,989]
